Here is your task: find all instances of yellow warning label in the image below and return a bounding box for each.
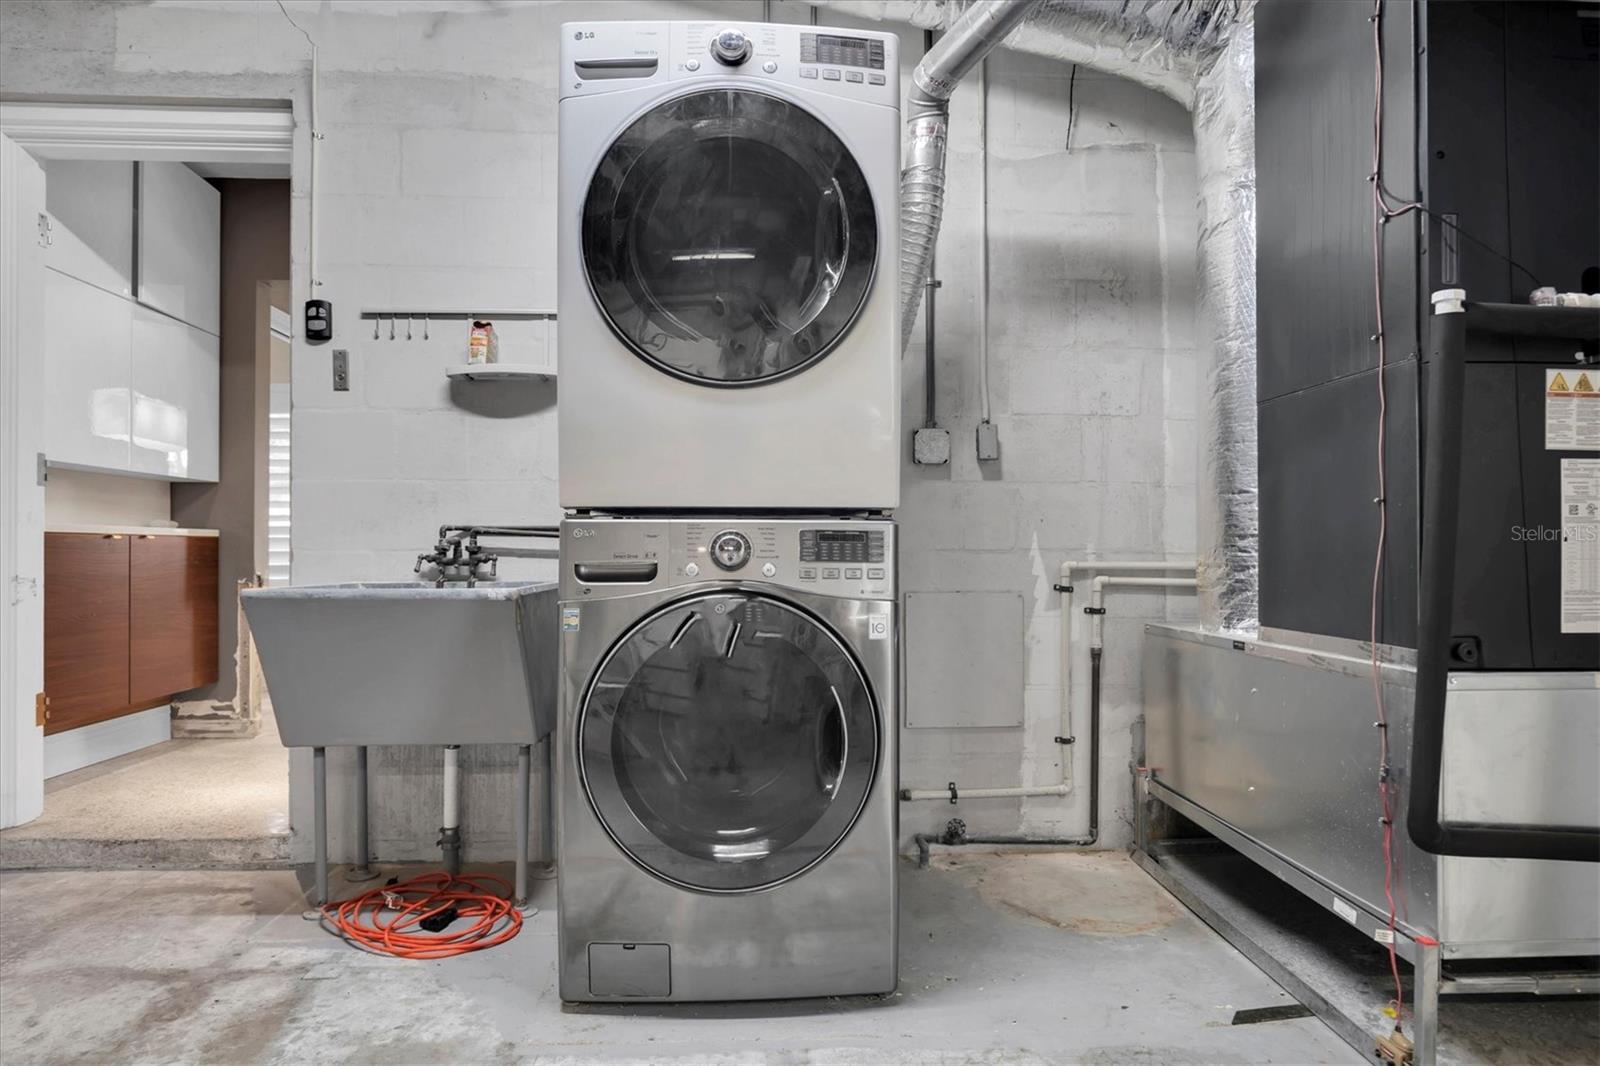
[1577,372,1595,394]
[1550,372,1571,392]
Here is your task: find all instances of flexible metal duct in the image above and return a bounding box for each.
[812,0,1259,634]
[898,0,1043,346]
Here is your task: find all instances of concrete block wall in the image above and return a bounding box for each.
[888,43,1200,850]
[1,0,1200,858]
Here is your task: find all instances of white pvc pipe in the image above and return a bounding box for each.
[1059,561,1195,787]
[901,559,1196,802]
[1089,575,1199,647]
[442,745,460,829]
[976,59,992,424]
[902,783,1071,802]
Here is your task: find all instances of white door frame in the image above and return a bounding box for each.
[0,104,293,828]
[0,134,47,828]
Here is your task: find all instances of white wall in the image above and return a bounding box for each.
[0,0,1198,858]
[44,468,172,528]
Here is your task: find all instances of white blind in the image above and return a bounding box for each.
[267,382,291,586]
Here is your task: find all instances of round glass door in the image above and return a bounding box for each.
[581,88,878,387]
[578,591,879,892]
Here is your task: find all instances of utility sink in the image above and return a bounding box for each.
[242,581,558,748]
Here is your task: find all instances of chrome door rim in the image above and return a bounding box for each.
[576,588,880,893]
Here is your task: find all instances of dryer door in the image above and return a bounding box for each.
[578,590,880,893]
[581,87,878,387]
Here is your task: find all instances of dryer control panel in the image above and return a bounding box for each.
[561,21,899,106]
[560,517,895,601]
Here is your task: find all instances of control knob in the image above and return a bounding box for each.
[711,28,752,66]
[710,530,751,570]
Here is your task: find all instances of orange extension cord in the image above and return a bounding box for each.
[322,871,523,959]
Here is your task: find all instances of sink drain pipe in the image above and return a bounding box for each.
[913,573,1198,866]
[914,644,1104,866]
[439,744,462,877]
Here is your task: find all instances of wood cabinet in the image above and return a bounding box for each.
[129,535,219,705]
[43,533,131,734]
[43,532,219,735]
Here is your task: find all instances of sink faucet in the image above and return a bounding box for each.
[415,524,559,587]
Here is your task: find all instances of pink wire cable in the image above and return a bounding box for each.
[1368,0,1423,1026]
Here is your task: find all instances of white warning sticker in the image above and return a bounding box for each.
[1560,458,1600,634]
[1546,368,1600,451]
[1331,897,1359,925]
[1374,928,1395,945]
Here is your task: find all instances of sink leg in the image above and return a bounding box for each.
[516,743,532,911]
[313,746,329,908]
[347,746,376,882]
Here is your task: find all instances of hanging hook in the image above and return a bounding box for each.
[373,316,380,341]
[423,314,429,340]
[407,314,413,341]
[389,316,395,341]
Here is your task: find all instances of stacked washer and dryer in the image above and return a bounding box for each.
[554,21,903,1002]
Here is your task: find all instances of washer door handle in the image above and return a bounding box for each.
[574,562,659,584]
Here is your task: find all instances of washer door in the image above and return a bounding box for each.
[578,590,879,892]
[581,88,878,387]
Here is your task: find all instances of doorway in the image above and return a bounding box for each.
[0,103,296,865]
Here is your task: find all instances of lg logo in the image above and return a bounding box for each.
[572,528,596,538]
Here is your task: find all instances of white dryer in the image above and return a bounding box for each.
[557,21,901,512]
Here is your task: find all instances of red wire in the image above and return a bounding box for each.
[323,871,524,959]
[1368,0,1423,1026]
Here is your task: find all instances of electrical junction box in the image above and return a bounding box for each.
[913,427,950,465]
[976,421,1001,461]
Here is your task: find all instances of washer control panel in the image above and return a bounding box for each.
[560,517,894,599]
[561,21,898,105]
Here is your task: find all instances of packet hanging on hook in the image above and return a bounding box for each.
[468,320,499,365]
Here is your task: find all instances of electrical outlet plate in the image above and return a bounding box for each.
[976,421,1001,461]
[913,427,950,465]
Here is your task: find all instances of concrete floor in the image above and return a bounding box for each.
[0,716,289,869]
[0,852,1360,1065]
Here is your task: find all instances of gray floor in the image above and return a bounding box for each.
[0,851,1360,1065]
[0,715,289,869]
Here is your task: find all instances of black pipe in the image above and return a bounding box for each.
[1407,299,1599,862]
[913,648,1102,866]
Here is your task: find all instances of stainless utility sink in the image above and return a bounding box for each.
[242,581,558,748]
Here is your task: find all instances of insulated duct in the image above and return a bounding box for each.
[813,0,1259,633]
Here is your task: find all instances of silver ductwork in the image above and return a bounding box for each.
[813,0,1259,634]
[898,0,1043,347]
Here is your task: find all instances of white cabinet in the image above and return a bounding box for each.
[43,160,135,298]
[40,162,220,483]
[43,268,133,472]
[136,162,220,336]
[129,305,219,481]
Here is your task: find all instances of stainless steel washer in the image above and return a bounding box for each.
[556,516,898,1002]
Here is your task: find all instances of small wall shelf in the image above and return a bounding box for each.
[445,363,556,383]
